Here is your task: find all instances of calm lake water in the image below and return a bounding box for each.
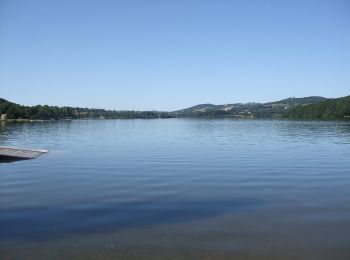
[1,119,350,259]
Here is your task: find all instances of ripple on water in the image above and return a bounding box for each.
[1,119,350,258]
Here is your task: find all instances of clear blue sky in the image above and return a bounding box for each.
[1,0,349,111]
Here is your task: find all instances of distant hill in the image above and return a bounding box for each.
[180,103,220,112]
[269,96,327,105]
[176,96,329,118]
[283,96,350,119]
[0,98,15,114]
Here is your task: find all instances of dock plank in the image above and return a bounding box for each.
[0,146,48,159]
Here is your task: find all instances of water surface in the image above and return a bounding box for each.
[1,119,350,259]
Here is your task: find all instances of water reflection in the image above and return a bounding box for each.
[0,198,260,240]
[1,119,350,259]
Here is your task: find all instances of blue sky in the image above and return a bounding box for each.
[1,0,349,111]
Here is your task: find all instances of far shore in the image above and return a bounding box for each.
[0,118,72,122]
[1,117,350,123]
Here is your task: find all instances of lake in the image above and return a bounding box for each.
[1,119,350,259]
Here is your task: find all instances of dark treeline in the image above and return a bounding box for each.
[0,99,174,120]
[1,95,350,120]
[283,96,350,119]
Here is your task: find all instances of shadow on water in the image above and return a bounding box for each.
[0,198,261,241]
[0,156,31,163]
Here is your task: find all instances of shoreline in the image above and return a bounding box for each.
[1,117,350,122]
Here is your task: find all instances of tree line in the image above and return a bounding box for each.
[0,99,174,120]
[283,96,350,119]
[2,95,350,120]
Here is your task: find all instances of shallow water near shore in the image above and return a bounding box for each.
[1,119,350,259]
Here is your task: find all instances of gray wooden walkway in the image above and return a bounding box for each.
[0,146,48,159]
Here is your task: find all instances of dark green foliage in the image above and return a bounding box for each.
[0,98,175,120]
[283,96,350,119]
[2,95,349,120]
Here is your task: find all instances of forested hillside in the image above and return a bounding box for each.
[283,96,350,119]
[0,98,174,120]
[2,96,349,120]
[175,96,329,118]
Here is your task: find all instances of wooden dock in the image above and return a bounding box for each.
[0,146,48,160]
